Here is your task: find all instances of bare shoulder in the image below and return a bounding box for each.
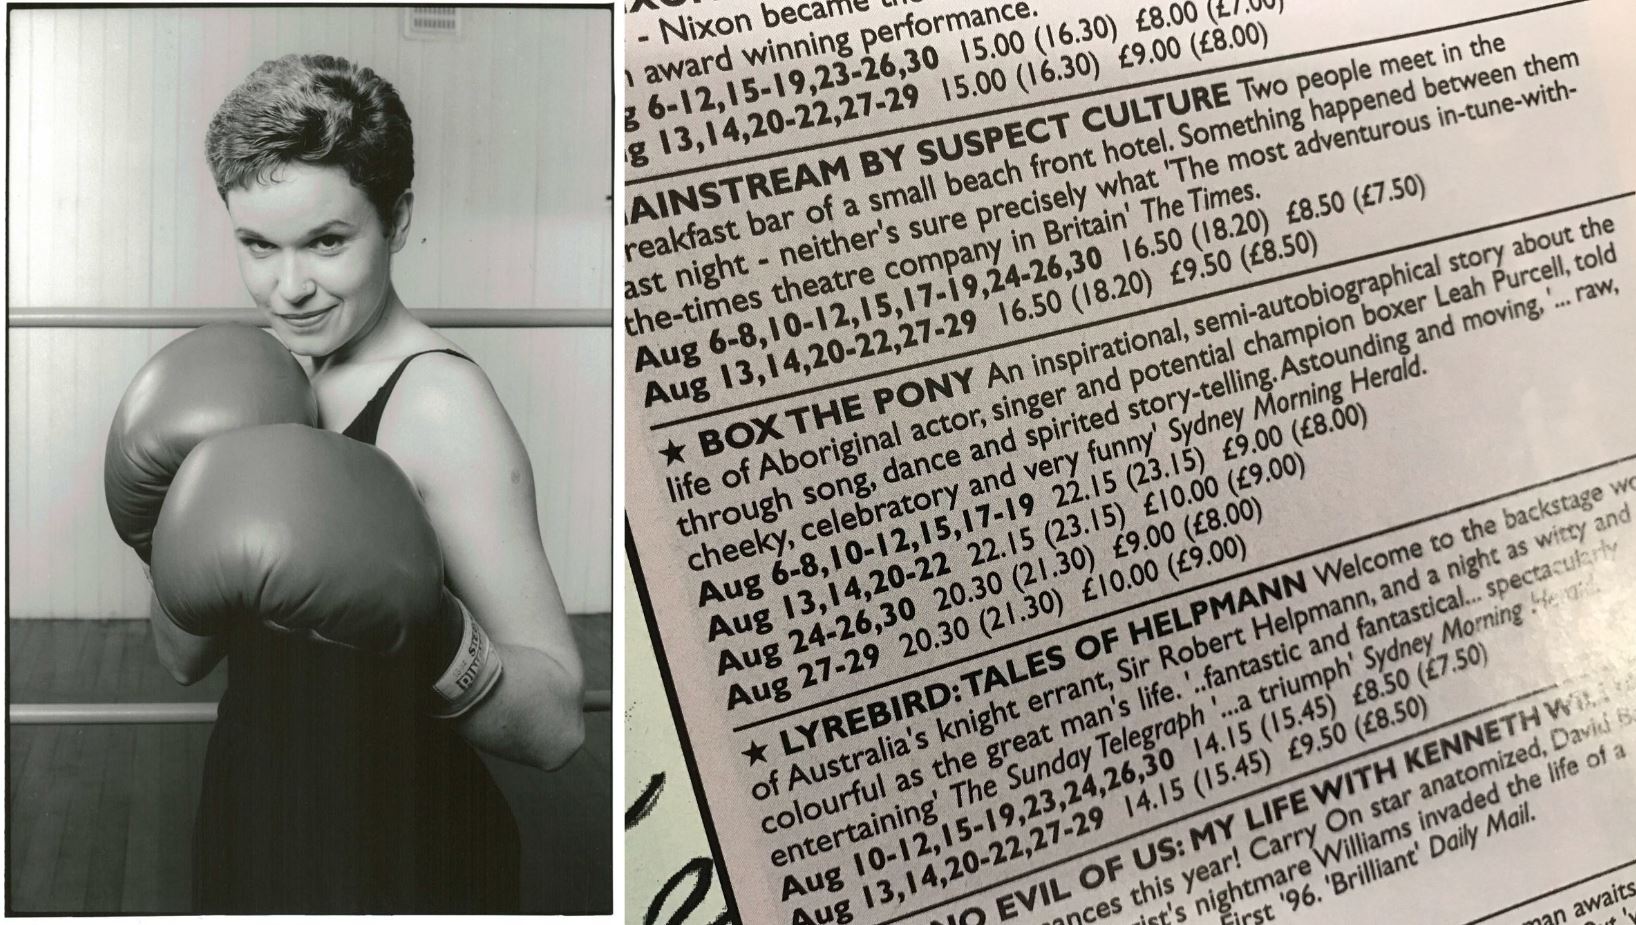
[374,351,531,496]
[384,350,501,422]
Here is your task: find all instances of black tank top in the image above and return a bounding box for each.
[193,350,520,912]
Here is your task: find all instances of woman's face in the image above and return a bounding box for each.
[225,162,407,358]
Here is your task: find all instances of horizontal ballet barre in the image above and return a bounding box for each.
[10,690,612,725]
[12,702,218,724]
[8,307,610,329]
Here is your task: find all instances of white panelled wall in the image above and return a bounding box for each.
[7,7,613,616]
[7,328,612,617]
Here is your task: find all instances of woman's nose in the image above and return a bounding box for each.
[275,256,315,304]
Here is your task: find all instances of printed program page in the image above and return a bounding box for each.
[623,2,1636,922]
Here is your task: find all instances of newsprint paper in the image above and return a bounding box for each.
[623,1,1636,923]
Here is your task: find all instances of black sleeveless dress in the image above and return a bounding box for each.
[192,350,521,912]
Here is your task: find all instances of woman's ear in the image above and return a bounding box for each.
[388,191,415,253]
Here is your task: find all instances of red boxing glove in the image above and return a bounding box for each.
[150,424,502,717]
[105,324,317,562]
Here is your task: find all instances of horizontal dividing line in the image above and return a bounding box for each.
[654,190,1633,432]
[1462,858,1636,925]
[878,679,1574,925]
[628,0,1588,187]
[733,450,1636,734]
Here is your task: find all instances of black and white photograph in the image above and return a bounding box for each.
[6,5,613,913]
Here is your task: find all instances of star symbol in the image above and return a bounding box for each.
[660,439,685,466]
[742,740,768,765]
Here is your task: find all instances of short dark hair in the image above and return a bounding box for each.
[206,54,413,228]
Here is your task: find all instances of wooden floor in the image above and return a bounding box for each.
[6,617,613,914]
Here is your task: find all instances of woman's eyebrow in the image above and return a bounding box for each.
[232,220,357,239]
[304,220,356,236]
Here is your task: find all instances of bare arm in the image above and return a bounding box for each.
[382,355,586,770]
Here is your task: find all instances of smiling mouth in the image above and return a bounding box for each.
[278,306,335,327]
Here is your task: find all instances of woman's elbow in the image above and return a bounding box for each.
[538,672,588,769]
[535,654,587,769]
[535,709,586,771]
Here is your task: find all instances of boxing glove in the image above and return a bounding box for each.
[150,424,501,718]
[105,323,318,562]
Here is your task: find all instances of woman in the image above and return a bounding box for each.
[151,54,585,912]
